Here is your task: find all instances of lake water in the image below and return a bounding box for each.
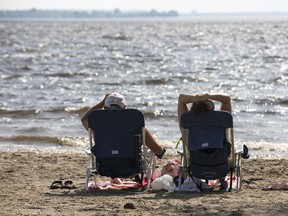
[1,16,288,158]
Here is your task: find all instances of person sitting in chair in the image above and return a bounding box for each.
[177,92,232,119]
[81,92,166,184]
[177,92,232,188]
[178,92,232,147]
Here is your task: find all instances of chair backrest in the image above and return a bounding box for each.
[88,108,145,178]
[88,108,145,158]
[181,110,233,151]
[181,110,233,179]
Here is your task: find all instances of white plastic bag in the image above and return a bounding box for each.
[151,174,174,191]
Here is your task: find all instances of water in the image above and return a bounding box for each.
[1,16,288,158]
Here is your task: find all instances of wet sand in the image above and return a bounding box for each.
[1,151,288,216]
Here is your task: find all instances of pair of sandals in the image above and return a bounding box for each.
[50,180,76,189]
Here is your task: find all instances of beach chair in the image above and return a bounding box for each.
[177,110,249,192]
[84,108,155,193]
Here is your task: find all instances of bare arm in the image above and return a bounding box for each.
[177,93,232,126]
[81,94,108,131]
[177,93,202,125]
[206,93,232,113]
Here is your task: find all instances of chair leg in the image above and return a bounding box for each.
[85,168,91,191]
[236,166,241,192]
[235,153,242,192]
[135,153,155,194]
[236,162,242,192]
[229,168,233,192]
[176,151,186,188]
[177,166,185,188]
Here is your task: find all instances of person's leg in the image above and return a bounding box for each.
[144,127,166,159]
[111,178,122,184]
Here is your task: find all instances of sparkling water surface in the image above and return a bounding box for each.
[1,16,288,158]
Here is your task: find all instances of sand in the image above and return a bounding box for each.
[1,151,288,216]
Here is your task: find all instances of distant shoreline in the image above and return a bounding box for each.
[0,8,178,18]
[1,15,288,22]
[0,8,288,18]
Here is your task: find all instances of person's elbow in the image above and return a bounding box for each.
[178,94,185,102]
[223,94,231,103]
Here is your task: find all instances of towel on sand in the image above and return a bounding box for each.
[88,180,141,190]
[262,182,288,191]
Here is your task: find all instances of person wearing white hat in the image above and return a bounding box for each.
[81,93,166,184]
[81,93,166,159]
[103,92,127,109]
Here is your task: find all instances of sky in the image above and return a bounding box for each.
[0,0,288,14]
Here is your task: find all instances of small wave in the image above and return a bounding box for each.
[64,106,88,114]
[142,78,170,85]
[1,74,23,80]
[0,108,42,117]
[102,34,131,41]
[244,141,287,152]
[241,141,288,159]
[0,135,88,147]
[98,82,121,86]
[0,107,88,116]
[278,99,288,105]
[239,109,280,115]
[0,107,176,117]
[263,55,286,62]
[255,98,288,105]
[31,107,82,114]
[43,71,86,78]
[204,67,218,71]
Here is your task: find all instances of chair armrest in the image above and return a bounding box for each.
[85,146,91,155]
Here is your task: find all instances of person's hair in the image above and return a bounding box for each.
[191,101,210,115]
[104,104,123,110]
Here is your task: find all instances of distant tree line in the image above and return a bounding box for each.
[0,8,179,18]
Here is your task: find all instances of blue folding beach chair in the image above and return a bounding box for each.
[177,110,249,192]
[85,108,155,193]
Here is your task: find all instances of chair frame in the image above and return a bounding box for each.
[178,110,246,192]
[84,109,155,193]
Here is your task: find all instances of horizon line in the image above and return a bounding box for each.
[0,8,288,14]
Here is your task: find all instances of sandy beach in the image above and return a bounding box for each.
[1,150,288,216]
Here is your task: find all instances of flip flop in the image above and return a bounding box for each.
[50,180,63,189]
[61,180,76,189]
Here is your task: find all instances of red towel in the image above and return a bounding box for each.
[88,180,141,190]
